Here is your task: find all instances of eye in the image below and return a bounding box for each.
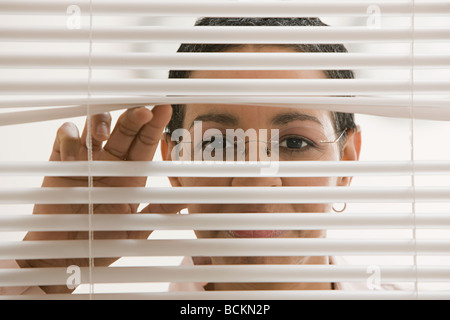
[279,137,312,150]
[202,136,233,150]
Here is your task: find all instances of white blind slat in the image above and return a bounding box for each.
[2,26,449,43]
[1,239,449,260]
[2,96,448,109]
[2,101,450,126]
[1,79,448,95]
[1,265,449,287]
[1,53,449,69]
[0,104,131,127]
[0,213,449,232]
[2,0,449,16]
[1,161,449,177]
[1,186,449,204]
[2,291,450,300]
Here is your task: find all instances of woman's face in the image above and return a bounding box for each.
[161,46,361,265]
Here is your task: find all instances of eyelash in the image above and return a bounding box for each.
[200,135,317,151]
[277,135,316,153]
[200,135,222,146]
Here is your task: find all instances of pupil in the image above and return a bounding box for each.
[287,138,303,148]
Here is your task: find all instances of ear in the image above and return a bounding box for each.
[161,133,183,187]
[337,126,362,187]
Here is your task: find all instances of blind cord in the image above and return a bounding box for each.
[86,0,95,300]
[410,0,419,300]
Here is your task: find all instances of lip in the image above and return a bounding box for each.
[228,230,286,238]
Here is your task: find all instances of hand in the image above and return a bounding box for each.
[18,105,186,292]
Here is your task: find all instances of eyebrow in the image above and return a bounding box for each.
[187,111,323,130]
[271,112,324,128]
[188,113,239,130]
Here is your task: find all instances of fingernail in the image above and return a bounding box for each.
[96,122,109,138]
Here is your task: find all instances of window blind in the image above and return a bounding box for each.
[0,0,449,301]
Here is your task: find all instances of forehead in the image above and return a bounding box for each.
[184,45,333,132]
[184,104,333,131]
[190,44,327,80]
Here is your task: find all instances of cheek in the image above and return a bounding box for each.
[284,177,336,214]
[181,177,337,229]
[180,177,231,216]
[282,177,338,187]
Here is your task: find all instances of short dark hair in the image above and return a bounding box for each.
[166,17,357,147]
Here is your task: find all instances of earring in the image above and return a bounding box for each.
[332,203,347,213]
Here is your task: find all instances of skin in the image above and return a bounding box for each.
[18,45,361,293]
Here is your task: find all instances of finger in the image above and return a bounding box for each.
[102,107,153,160]
[139,203,187,214]
[50,122,81,161]
[81,112,112,151]
[192,257,212,265]
[127,105,173,161]
[128,202,186,240]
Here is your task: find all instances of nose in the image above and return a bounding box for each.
[231,138,281,187]
[237,139,272,162]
